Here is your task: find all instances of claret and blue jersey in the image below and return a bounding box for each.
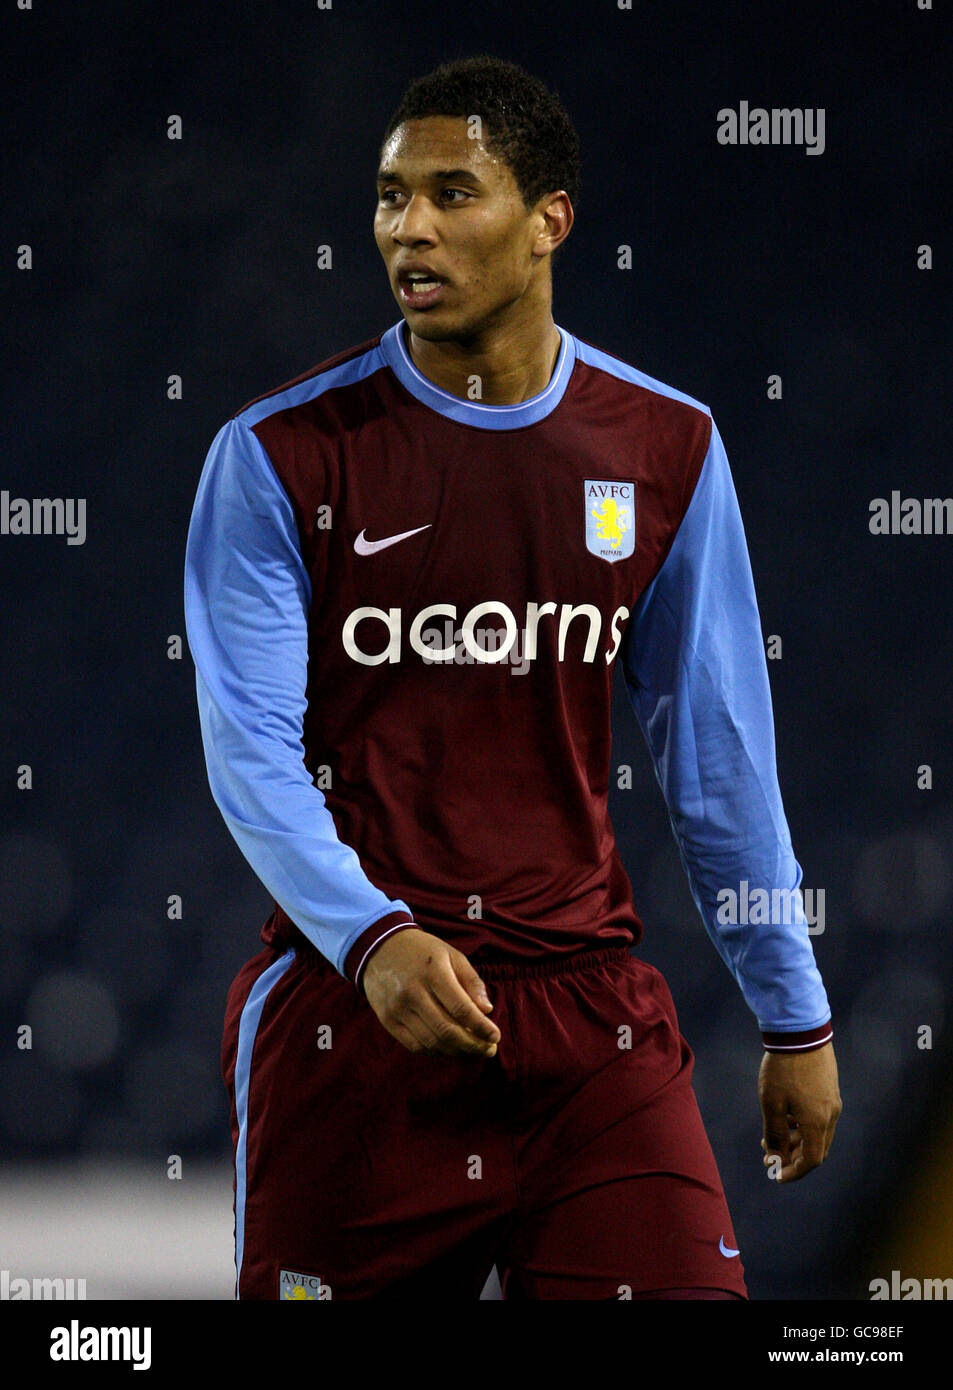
[184,319,832,1052]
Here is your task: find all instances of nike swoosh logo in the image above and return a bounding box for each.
[354,524,431,555]
[719,1235,741,1258]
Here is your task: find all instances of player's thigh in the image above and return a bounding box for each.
[499,1002,748,1300]
[225,948,392,1296]
[227,947,516,1299]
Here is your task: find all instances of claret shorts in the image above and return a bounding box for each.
[222,939,748,1301]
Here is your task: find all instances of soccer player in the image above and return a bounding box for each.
[185,55,841,1301]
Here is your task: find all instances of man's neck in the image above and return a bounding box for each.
[404,316,561,406]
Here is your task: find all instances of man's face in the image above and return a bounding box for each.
[374,116,549,341]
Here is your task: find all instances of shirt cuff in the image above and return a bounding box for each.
[761,1020,833,1053]
[344,913,419,995]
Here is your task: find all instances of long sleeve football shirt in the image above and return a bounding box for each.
[184,320,832,1052]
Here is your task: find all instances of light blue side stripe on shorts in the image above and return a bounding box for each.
[233,947,296,1298]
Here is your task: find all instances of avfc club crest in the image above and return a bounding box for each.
[279,1267,330,1300]
[585,480,636,563]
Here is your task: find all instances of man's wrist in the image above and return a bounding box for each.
[761,1020,833,1054]
[344,913,419,995]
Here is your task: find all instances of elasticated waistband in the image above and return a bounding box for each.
[475,944,631,981]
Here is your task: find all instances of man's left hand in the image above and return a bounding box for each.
[759,1041,842,1183]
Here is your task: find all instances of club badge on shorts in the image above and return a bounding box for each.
[585,480,636,562]
[279,1267,330,1300]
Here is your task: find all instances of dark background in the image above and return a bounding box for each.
[2,0,951,1299]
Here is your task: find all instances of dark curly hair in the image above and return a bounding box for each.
[381,54,580,257]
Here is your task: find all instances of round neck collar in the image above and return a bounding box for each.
[378,318,575,430]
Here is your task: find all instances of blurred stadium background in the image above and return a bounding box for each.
[2,0,951,1299]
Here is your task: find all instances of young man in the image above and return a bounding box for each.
[185,55,841,1301]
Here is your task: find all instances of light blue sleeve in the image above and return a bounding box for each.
[183,416,415,977]
[621,418,831,1035]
